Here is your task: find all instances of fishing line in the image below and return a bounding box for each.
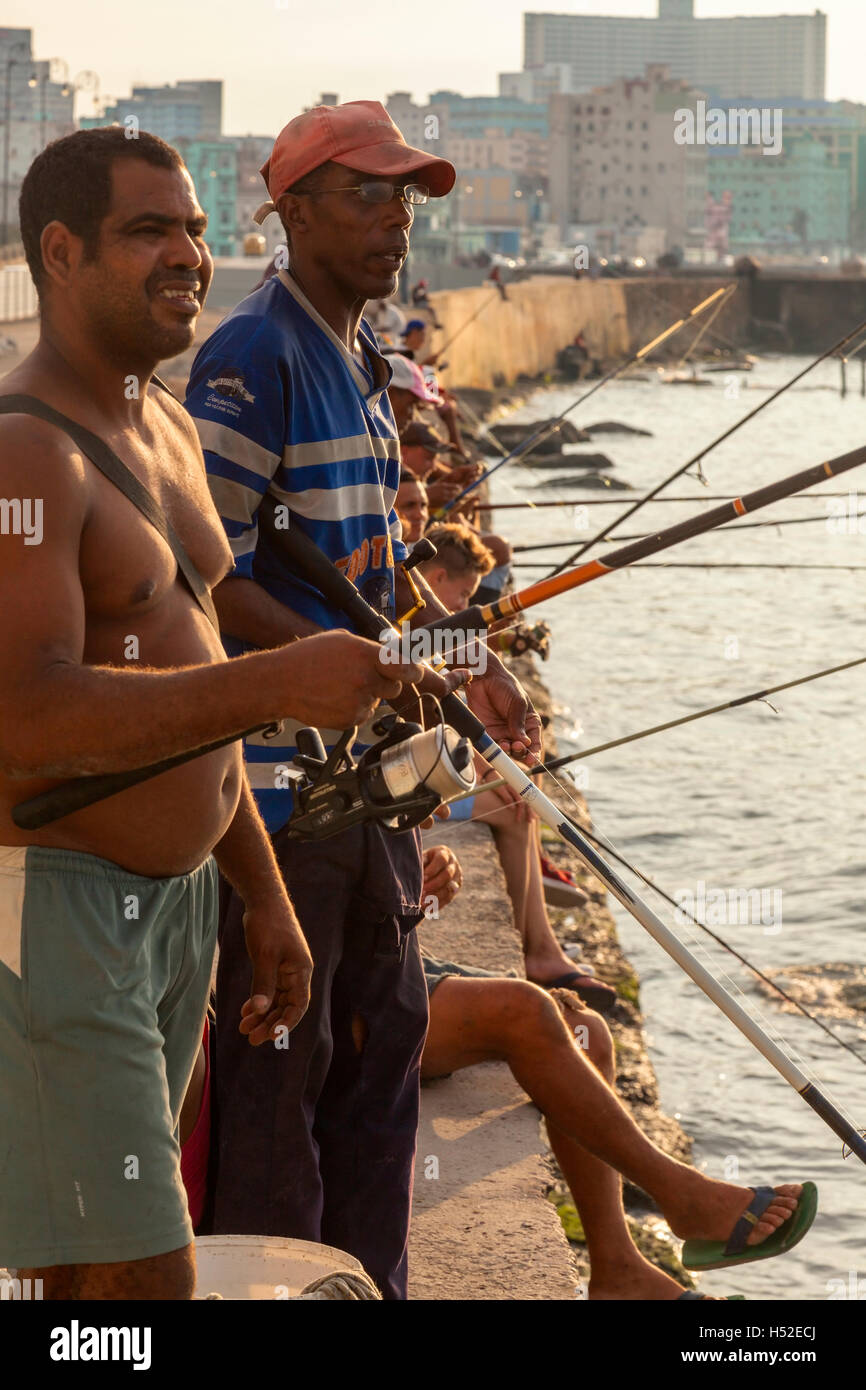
[545,313,866,577]
[436,290,502,357]
[570,812,866,1072]
[451,766,866,1078]
[447,759,865,1081]
[457,654,866,795]
[437,286,732,517]
[514,513,840,552]
[522,754,866,1109]
[479,735,866,1112]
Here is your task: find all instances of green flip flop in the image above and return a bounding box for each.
[682,1181,818,1272]
[679,1292,747,1301]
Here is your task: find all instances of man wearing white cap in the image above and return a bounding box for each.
[185,101,541,1298]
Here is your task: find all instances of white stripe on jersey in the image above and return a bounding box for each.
[196,417,281,480]
[282,433,400,471]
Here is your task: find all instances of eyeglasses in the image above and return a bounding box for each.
[297,180,429,206]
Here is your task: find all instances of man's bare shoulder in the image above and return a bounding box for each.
[0,404,89,498]
[150,382,205,461]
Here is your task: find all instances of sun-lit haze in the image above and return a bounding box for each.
[7,0,866,136]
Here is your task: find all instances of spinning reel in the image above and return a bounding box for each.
[287,713,476,840]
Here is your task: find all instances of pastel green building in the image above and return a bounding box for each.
[173,139,238,258]
[708,135,849,253]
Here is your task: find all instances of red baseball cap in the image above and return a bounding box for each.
[253,100,455,223]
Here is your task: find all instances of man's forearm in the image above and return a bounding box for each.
[213,775,295,912]
[4,646,295,780]
[214,574,321,649]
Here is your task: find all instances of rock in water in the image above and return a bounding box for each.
[524,451,614,470]
[489,419,590,451]
[585,421,653,437]
[535,473,633,491]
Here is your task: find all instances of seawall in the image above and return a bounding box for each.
[431,269,866,390]
[408,659,695,1301]
[432,274,743,391]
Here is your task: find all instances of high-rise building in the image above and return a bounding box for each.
[548,65,708,253]
[0,28,75,242]
[508,2,826,102]
[84,81,222,142]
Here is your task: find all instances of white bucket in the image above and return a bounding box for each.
[194,1235,364,1300]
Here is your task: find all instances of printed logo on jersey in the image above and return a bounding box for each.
[335,532,394,584]
[207,370,255,403]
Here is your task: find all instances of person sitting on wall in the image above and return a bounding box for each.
[415,524,613,1010]
[414,844,811,1300]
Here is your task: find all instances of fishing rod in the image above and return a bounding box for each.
[17,440,865,829]
[434,291,503,359]
[470,653,866,786]
[598,263,745,356]
[454,770,866,1071]
[511,561,866,572]
[435,286,731,518]
[418,439,866,636]
[487,493,863,511]
[18,511,866,1157]
[571,818,866,1074]
[671,282,733,372]
[514,512,842,552]
[224,522,866,1164]
[545,313,866,578]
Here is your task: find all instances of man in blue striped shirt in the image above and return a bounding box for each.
[186,101,540,1298]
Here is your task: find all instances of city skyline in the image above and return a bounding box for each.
[6,0,866,138]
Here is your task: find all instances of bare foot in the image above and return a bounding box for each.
[589,1253,719,1301]
[525,950,591,984]
[665,1174,802,1249]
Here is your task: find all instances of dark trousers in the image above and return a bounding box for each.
[211,822,428,1300]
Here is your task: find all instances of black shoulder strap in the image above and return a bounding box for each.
[0,392,218,631]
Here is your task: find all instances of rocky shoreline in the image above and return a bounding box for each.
[516,658,697,1293]
[448,377,702,1294]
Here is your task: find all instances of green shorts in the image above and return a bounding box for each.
[0,844,218,1269]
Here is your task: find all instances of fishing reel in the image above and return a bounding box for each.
[287,713,476,840]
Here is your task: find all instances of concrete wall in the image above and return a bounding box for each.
[433,274,748,391]
[750,274,866,352]
[433,276,631,391]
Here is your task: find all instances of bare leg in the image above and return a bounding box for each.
[473,793,575,982]
[422,978,801,1256]
[18,1243,197,1300]
[547,991,695,1299]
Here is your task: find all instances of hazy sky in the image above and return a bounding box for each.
[9,0,866,136]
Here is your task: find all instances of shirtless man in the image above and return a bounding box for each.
[0,127,423,1300]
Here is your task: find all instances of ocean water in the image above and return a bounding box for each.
[488,354,866,1300]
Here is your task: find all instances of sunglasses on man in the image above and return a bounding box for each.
[294,180,429,206]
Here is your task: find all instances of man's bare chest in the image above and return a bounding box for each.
[77,412,232,620]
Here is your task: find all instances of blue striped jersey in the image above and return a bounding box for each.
[185,269,406,832]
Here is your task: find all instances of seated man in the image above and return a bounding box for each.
[396,469,429,546]
[415,524,613,1010]
[181,845,814,1297]
[399,317,431,361]
[418,845,812,1300]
